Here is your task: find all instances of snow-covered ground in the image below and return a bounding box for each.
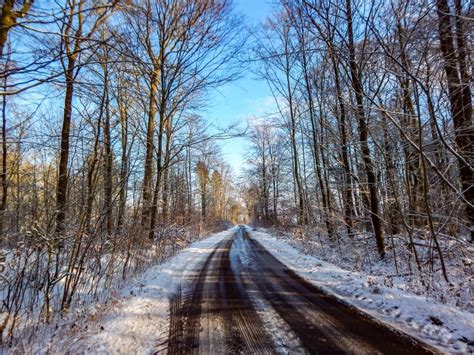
[7,227,236,354]
[248,227,474,354]
[6,225,472,354]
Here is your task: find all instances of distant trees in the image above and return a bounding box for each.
[246,121,283,225]
[196,141,234,224]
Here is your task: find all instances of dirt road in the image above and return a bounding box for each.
[167,227,437,354]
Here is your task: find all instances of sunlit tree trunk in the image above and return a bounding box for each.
[0,54,9,237]
[0,0,33,58]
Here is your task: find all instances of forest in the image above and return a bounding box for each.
[0,0,472,350]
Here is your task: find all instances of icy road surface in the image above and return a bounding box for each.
[167,226,437,354]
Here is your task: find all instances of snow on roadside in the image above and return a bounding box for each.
[10,227,236,354]
[248,227,474,354]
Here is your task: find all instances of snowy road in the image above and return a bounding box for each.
[167,226,437,354]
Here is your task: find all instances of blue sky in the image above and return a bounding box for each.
[205,1,275,175]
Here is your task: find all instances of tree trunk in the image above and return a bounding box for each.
[330,53,355,237]
[103,60,113,236]
[56,57,75,236]
[0,57,8,237]
[142,68,158,227]
[284,41,305,225]
[300,39,332,235]
[436,0,474,241]
[84,98,104,234]
[396,19,422,227]
[345,0,385,258]
[261,139,269,223]
[148,111,165,240]
[161,118,172,224]
[117,81,128,231]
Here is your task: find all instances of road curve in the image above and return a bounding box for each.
[167,227,437,354]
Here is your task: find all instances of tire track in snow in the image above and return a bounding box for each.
[167,227,438,354]
[167,234,273,354]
